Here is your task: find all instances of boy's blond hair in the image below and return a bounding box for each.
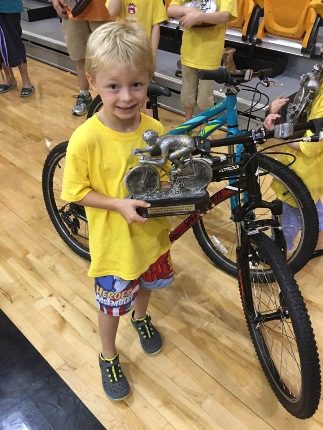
[85,21,154,78]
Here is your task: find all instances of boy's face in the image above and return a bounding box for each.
[88,65,149,130]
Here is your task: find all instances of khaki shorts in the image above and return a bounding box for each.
[181,64,215,111]
[61,19,106,61]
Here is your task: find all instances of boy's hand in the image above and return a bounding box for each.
[179,8,203,28]
[270,96,289,115]
[264,113,281,131]
[52,0,68,18]
[116,199,150,224]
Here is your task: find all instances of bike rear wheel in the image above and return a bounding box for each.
[237,233,321,418]
[193,154,318,277]
[87,94,102,119]
[42,141,90,260]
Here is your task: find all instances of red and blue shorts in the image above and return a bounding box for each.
[94,251,173,317]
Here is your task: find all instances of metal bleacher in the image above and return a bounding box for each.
[21,1,322,127]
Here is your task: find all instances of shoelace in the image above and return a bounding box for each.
[137,316,155,340]
[104,358,123,383]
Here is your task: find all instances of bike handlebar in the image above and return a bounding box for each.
[198,67,274,85]
[148,119,321,157]
[197,120,320,151]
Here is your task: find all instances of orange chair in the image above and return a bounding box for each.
[228,0,264,41]
[255,0,323,53]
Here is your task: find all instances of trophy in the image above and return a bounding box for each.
[274,62,323,139]
[124,130,213,217]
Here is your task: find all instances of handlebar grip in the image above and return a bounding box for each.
[198,67,231,84]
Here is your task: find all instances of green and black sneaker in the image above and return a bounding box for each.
[99,353,130,401]
[131,312,163,355]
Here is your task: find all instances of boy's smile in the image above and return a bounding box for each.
[88,65,149,132]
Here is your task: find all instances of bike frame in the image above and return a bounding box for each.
[168,89,241,138]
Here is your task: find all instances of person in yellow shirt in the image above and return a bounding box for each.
[167,0,237,120]
[264,86,323,251]
[61,21,173,401]
[106,0,168,59]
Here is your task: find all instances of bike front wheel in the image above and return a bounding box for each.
[193,154,319,277]
[237,233,321,418]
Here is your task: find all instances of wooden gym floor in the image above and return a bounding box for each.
[0,58,323,430]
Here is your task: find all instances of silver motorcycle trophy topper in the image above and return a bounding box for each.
[124,130,213,217]
[274,62,323,139]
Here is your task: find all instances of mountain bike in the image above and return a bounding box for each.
[126,124,322,418]
[42,68,318,277]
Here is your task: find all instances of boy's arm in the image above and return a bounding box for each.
[52,0,68,18]
[77,190,150,224]
[105,0,121,18]
[180,9,231,28]
[167,5,188,18]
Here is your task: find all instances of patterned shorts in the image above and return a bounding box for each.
[94,251,173,317]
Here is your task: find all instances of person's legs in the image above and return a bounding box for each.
[1,64,16,86]
[61,20,107,114]
[197,79,215,112]
[61,18,92,114]
[181,65,198,121]
[17,61,32,89]
[0,13,32,93]
[74,58,88,91]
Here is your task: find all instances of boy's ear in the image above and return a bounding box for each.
[86,73,97,91]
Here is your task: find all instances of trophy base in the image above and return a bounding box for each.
[136,191,210,218]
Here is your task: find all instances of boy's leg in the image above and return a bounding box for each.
[95,275,140,400]
[98,311,119,358]
[132,251,174,354]
[133,287,151,320]
[181,64,198,121]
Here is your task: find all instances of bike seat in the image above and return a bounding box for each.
[148,81,171,98]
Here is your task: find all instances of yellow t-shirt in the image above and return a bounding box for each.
[105,0,167,38]
[273,84,323,204]
[169,0,237,69]
[61,114,171,279]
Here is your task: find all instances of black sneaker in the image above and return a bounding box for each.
[131,312,163,354]
[99,353,130,400]
[72,93,92,116]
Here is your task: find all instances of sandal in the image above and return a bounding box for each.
[20,86,35,98]
[0,83,17,94]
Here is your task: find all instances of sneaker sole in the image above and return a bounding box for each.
[104,390,130,401]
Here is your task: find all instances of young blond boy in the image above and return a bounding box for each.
[106,0,168,58]
[61,21,173,401]
[167,0,237,120]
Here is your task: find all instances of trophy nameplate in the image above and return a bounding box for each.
[135,190,210,218]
